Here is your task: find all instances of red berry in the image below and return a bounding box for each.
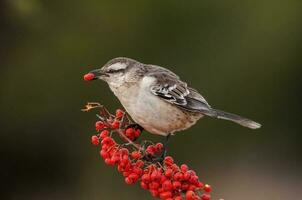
[141,181,148,190]
[164,168,173,177]
[162,180,173,191]
[117,165,124,172]
[159,191,172,199]
[128,135,135,141]
[146,145,156,155]
[180,164,188,172]
[91,135,99,145]
[135,160,144,168]
[164,156,174,165]
[134,129,141,137]
[122,154,129,163]
[100,130,109,139]
[189,175,199,184]
[183,172,191,180]
[171,164,180,172]
[100,150,109,158]
[150,171,159,181]
[197,181,204,189]
[173,172,184,181]
[123,171,130,177]
[129,173,139,182]
[201,194,211,200]
[104,158,115,166]
[155,143,164,151]
[149,181,160,190]
[125,128,135,137]
[188,185,196,191]
[160,176,167,185]
[150,170,161,181]
[83,73,95,81]
[120,148,129,155]
[115,109,124,119]
[95,121,105,130]
[142,174,151,183]
[181,183,189,190]
[204,184,212,193]
[133,167,142,176]
[186,191,196,200]
[125,177,133,185]
[150,189,159,197]
[131,151,142,159]
[111,120,120,129]
[101,137,115,146]
[174,196,182,200]
[158,187,164,193]
[112,154,120,163]
[188,170,196,176]
[172,181,181,190]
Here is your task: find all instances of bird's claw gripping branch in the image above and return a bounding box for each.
[82,103,215,200]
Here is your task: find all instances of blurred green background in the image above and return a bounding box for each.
[1,0,301,199]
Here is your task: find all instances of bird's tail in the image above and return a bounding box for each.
[201,108,261,129]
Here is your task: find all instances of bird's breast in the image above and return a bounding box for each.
[112,79,203,136]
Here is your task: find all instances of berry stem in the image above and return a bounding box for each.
[116,129,141,150]
[84,102,216,200]
[81,102,103,112]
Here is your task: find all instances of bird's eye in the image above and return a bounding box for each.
[107,69,115,73]
[107,69,125,74]
[105,62,127,74]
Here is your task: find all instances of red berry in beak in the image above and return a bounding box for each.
[83,73,95,81]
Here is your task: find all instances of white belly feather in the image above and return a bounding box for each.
[110,77,202,136]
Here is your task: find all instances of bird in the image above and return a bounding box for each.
[86,57,261,138]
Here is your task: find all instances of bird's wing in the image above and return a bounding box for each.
[146,65,211,112]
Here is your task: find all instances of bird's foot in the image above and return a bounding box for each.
[148,133,171,164]
[151,150,167,163]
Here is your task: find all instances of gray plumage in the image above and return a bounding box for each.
[89,57,261,136]
[146,64,261,129]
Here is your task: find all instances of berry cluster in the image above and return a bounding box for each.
[139,157,212,200]
[94,108,142,142]
[84,103,213,200]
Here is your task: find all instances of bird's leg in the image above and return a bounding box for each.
[161,133,171,159]
[153,133,172,163]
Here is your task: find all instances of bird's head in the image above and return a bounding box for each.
[85,57,145,88]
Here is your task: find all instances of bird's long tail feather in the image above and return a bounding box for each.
[201,108,261,129]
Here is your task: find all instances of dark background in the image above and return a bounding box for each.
[1,1,301,200]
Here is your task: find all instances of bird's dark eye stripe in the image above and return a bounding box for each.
[107,68,125,73]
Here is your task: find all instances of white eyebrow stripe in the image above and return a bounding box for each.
[107,62,127,71]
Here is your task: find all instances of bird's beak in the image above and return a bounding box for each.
[83,69,109,81]
[90,69,109,79]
